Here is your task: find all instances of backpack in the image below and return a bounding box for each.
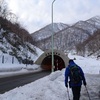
[69,65,82,84]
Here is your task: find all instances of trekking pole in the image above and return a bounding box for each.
[67,87,70,100]
[85,86,91,100]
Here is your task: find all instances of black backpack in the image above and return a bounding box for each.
[69,65,82,84]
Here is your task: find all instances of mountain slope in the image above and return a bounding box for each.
[76,29,100,56]
[86,16,100,29]
[32,16,100,52]
[34,26,89,50]
[31,23,69,42]
[73,21,97,35]
[0,17,43,64]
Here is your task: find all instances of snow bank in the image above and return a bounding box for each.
[0,69,99,100]
[68,53,100,74]
[0,54,100,100]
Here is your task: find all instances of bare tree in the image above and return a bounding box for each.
[0,0,8,18]
[6,12,18,23]
[76,29,100,56]
[0,0,18,24]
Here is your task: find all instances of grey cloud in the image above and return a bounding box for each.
[5,0,100,33]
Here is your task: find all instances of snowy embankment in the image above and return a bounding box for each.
[0,47,43,77]
[0,64,42,78]
[0,53,42,78]
[0,54,100,100]
[69,54,100,74]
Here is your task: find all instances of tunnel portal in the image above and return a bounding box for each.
[41,55,65,71]
[34,49,69,71]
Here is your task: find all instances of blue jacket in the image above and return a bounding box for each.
[65,60,86,87]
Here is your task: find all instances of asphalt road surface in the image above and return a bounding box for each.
[0,70,51,94]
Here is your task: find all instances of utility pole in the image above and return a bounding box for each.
[51,0,56,72]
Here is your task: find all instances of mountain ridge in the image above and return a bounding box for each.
[31,16,100,56]
[31,23,69,42]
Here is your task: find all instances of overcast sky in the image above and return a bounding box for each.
[5,0,100,33]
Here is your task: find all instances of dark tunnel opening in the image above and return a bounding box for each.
[41,55,65,71]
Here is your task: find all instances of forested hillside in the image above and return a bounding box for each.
[0,1,43,64]
[32,16,100,57]
[76,29,100,56]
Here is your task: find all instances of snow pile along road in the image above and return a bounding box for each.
[0,54,100,100]
[0,69,100,100]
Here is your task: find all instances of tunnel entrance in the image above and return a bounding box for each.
[35,49,69,71]
[41,55,65,71]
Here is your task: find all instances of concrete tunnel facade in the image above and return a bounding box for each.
[35,49,69,71]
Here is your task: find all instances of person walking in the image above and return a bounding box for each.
[65,59,87,100]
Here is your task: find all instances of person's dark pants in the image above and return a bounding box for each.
[72,86,81,100]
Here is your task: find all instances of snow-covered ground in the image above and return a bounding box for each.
[0,54,100,100]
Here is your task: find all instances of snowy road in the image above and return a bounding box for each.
[68,74,100,100]
[64,73,100,100]
[0,71,99,100]
[0,54,100,100]
[0,70,50,94]
[80,74,100,100]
